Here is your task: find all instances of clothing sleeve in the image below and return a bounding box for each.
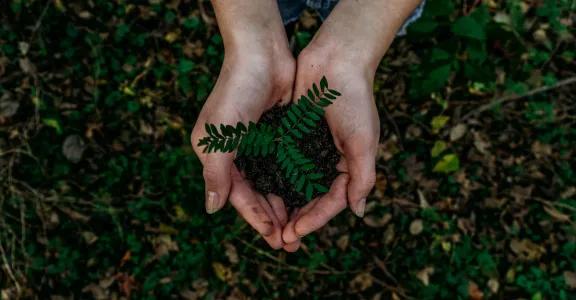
[397,0,426,36]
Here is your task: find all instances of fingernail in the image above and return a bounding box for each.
[206,191,220,214]
[354,198,366,218]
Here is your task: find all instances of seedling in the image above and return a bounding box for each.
[197,76,341,200]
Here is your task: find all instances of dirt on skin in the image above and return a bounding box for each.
[235,105,340,207]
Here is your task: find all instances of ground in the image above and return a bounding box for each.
[0,0,575,299]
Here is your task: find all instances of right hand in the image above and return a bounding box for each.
[191,49,300,250]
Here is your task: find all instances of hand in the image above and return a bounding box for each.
[280,0,422,247]
[282,44,380,245]
[191,49,297,249]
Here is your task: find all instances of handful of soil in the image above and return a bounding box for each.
[235,106,340,207]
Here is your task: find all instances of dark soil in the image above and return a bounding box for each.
[235,106,340,207]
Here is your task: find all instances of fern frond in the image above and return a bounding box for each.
[237,122,275,157]
[197,121,247,153]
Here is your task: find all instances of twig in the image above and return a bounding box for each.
[461,76,576,121]
[0,240,22,296]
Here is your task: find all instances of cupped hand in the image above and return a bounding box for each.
[191,50,300,250]
[282,46,380,245]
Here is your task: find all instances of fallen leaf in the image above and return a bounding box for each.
[450,124,468,141]
[468,281,484,300]
[543,205,571,222]
[62,135,86,163]
[487,278,499,294]
[409,219,424,235]
[0,93,19,118]
[336,235,350,250]
[224,242,239,264]
[433,154,460,173]
[212,262,233,282]
[431,140,447,158]
[510,239,545,261]
[564,271,576,289]
[349,272,373,292]
[416,267,434,286]
[364,213,392,228]
[431,115,450,134]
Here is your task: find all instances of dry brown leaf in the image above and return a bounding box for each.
[468,281,484,300]
[336,235,349,250]
[363,213,392,228]
[450,124,468,141]
[409,219,424,235]
[349,272,373,292]
[487,278,499,294]
[564,271,576,289]
[224,242,239,264]
[212,262,233,282]
[416,267,434,286]
[510,239,545,261]
[62,135,86,163]
[543,205,571,222]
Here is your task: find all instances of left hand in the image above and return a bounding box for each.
[282,45,380,246]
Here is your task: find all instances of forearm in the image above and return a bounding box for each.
[210,0,290,58]
[307,0,422,72]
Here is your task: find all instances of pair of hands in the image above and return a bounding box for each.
[189,0,421,251]
[191,43,379,251]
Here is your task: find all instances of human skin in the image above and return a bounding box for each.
[281,0,422,247]
[191,0,422,251]
[190,0,298,250]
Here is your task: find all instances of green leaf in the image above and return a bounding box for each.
[291,104,303,116]
[281,118,291,131]
[306,111,321,121]
[314,184,329,193]
[220,124,232,137]
[205,123,212,136]
[302,163,315,171]
[320,76,328,91]
[178,59,195,74]
[313,83,320,98]
[302,117,316,127]
[289,128,303,139]
[210,124,222,138]
[433,154,460,173]
[308,89,315,101]
[452,16,485,40]
[308,173,323,180]
[431,115,450,134]
[297,123,311,134]
[305,184,314,201]
[431,141,447,158]
[318,98,332,107]
[328,89,341,96]
[295,176,306,192]
[324,93,336,100]
[236,122,247,133]
[287,110,297,123]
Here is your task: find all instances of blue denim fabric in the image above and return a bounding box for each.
[277,0,426,36]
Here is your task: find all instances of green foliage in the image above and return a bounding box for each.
[197,76,340,200]
[1,1,575,299]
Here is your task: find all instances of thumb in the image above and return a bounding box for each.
[203,154,233,214]
[347,153,376,218]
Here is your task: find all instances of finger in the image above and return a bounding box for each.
[282,207,306,244]
[347,152,376,218]
[257,195,284,249]
[202,154,234,214]
[336,156,348,173]
[283,240,301,252]
[267,194,288,226]
[229,168,274,237]
[294,174,349,237]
